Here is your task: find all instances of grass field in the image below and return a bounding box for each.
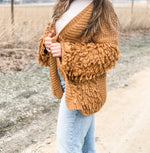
[0,33,150,153]
[0,2,150,46]
[0,1,150,153]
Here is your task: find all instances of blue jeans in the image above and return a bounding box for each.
[57,70,96,153]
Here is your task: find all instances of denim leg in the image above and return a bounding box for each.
[57,92,95,153]
[57,70,65,92]
[82,115,96,153]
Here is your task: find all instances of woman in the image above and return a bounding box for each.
[37,0,120,152]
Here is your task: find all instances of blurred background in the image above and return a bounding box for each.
[0,0,150,153]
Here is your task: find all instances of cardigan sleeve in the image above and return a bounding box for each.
[37,22,53,67]
[59,12,120,83]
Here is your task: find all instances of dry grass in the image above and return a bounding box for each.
[0,4,54,48]
[114,1,150,31]
[0,2,150,47]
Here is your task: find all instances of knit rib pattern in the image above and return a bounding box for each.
[37,22,63,99]
[37,2,120,115]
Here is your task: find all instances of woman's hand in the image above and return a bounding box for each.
[50,42,62,57]
[44,30,62,57]
[44,30,55,53]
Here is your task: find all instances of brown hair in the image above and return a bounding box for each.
[49,0,118,40]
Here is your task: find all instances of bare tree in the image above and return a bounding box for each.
[11,0,14,24]
[11,0,14,39]
[131,0,134,14]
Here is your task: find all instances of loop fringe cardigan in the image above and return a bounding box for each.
[37,2,120,116]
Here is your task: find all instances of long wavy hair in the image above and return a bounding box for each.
[49,0,118,40]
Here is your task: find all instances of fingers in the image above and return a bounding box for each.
[45,42,59,53]
[44,42,51,52]
[46,47,51,53]
[51,49,60,54]
[44,30,55,46]
[51,42,62,57]
[45,44,51,49]
[51,42,61,48]
[44,38,52,52]
[43,41,62,57]
[52,52,61,57]
[51,45,61,50]
[51,51,61,57]
[44,37,52,45]
[43,31,56,53]
[48,30,55,38]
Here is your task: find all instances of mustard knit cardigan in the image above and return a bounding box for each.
[37,2,120,116]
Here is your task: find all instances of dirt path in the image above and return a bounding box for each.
[23,68,150,153]
[0,34,150,153]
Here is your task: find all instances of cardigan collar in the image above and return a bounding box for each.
[51,1,93,43]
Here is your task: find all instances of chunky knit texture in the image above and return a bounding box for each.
[37,1,120,116]
[55,0,93,34]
